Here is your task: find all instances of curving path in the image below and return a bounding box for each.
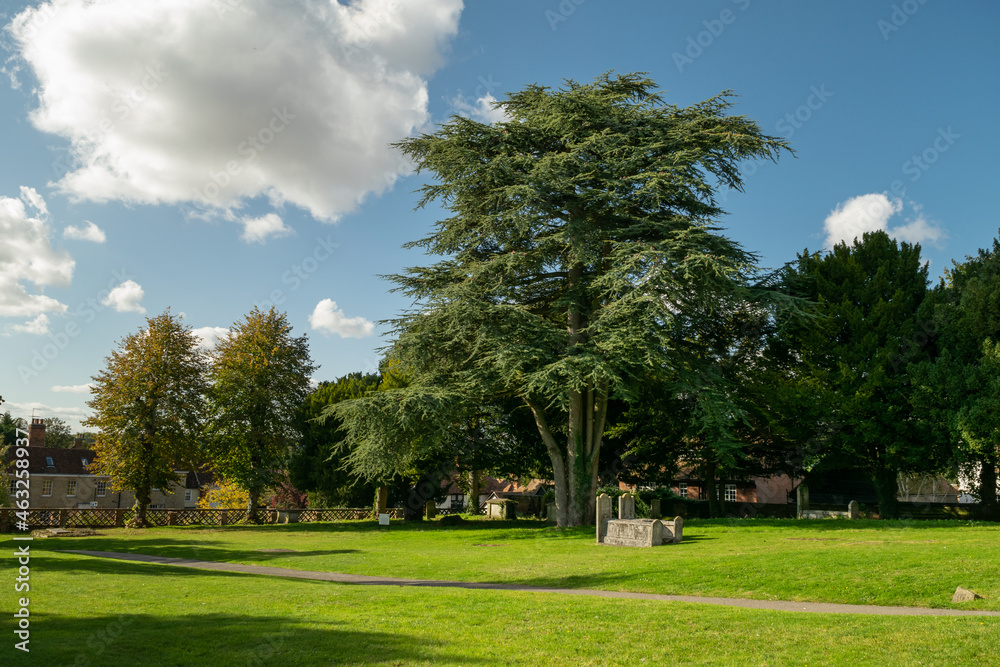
[62,549,1000,618]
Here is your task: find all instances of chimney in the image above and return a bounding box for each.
[73,437,84,449]
[28,418,46,448]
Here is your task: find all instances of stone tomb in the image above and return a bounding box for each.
[596,493,683,547]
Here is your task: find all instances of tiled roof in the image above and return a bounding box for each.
[440,474,552,496]
[3,447,213,483]
[2,445,100,476]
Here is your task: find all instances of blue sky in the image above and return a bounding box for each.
[1,0,997,432]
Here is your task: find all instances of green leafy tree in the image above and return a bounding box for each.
[334,73,790,527]
[42,417,75,448]
[207,307,315,523]
[1,411,27,448]
[84,311,208,527]
[289,372,381,507]
[784,231,940,518]
[910,233,1000,519]
[607,287,816,516]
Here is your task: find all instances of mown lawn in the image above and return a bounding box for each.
[3,518,999,665]
[23,517,1000,609]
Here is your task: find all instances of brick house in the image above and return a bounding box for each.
[664,470,798,505]
[4,418,205,510]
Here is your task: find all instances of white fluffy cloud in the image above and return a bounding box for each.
[7,0,463,222]
[102,279,146,313]
[823,193,945,250]
[191,326,230,352]
[63,220,106,243]
[10,313,51,335]
[52,383,93,393]
[240,213,293,244]
[0,187,74,317]
[448,92,508,124]
[309,298,374,338]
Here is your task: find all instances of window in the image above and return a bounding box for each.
[42,479,53,496]
[67,480,77,497]
[81,458,89,467]
[724,484,737,502]
[45,456,54,467]
[7,479,15,495]
[678,482,687,498]
[96,480,107,497]
[184,489,194,502]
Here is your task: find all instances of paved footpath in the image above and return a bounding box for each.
[63,550,1000,618]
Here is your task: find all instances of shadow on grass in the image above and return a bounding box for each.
[37,537,360,564]
[21,612,475,667]
[698,518,997,531]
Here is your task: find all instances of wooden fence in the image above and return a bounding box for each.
[0,507,406,531]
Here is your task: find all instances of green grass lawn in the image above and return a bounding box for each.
[4,518,999,665]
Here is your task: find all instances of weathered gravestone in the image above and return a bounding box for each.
[619,493,635,520]
[597,491,683,547]
[662,516,683,544]
[596,493,612,544]
[604,518,663,547]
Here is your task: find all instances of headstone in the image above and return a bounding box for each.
[619,493,635,520]
[661,516,683,544]
[649,499,661,519]
[378,513,390,526]
[604,519,663,547]
[425,500,437,520]
[952,586,983,603]
[847,500,859,519]
[596,493,612,544]
[546,502,557,524]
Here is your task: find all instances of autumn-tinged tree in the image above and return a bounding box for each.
[196,478,249,510]
[337,73,791,527]
[84,311,208,527]
[206,307,315,523]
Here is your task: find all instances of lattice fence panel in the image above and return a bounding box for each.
[65,509,118,527]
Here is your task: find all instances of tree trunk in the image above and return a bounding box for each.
[526,386,607,528]
[247,488,259,524]
[468,470,480,514]
[978,451,998,521]
[132,487,150,528]
[872,464,899,519]
[704,453,721,518]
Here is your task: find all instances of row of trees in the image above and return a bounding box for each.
[306,73,998,525]
[84,307,314,526]
[13,73,997,527]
